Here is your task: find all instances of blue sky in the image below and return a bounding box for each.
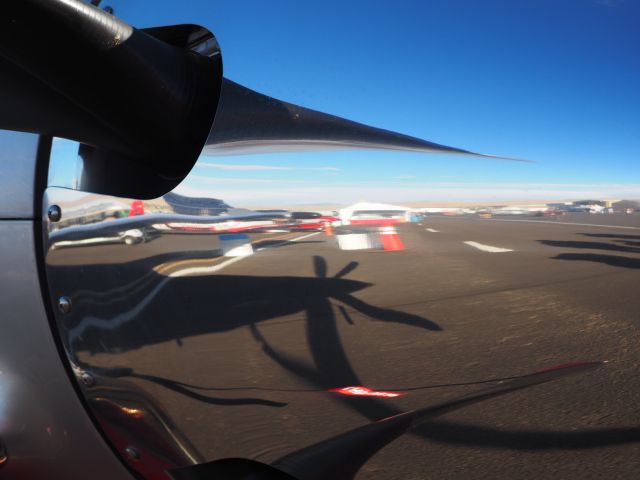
[103,1,639,205]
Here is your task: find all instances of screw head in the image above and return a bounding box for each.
[58,297,72,314]
[124,446,140,461]
[47,205,62,222]
[80,372,95,387]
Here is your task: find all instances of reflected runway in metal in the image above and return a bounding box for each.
[42,188,640,478]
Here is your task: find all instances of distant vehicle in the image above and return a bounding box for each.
[51,228,148,250]
[291,211,341,230]
[256,209,289,214]
[52,201,129,230]
[536,209,564,217]
[565,206,592,213]
[290,211,322,220]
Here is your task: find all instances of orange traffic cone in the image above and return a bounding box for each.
[324,221,334,236]
[380,225,404,251]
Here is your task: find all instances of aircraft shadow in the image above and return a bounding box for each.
[581,233,640,247]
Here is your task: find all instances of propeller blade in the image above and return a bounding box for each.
[205,79,528,161]
[313,256,328,279]
[272,361,604,480]
[0,0,222,197]
[333,261,359,279]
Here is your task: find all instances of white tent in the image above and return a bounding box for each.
[339,201,411,224]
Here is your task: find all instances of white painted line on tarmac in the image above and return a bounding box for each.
[425,228,440,233]
[485,219,640,230]
[464,241,513,253]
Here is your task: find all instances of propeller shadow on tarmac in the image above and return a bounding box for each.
[580,233,640,248]
[69,252,442,429]
[248,256,640,467]
[66,254,440,353]
[249,255,439,419]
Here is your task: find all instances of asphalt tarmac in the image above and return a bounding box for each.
[63,213,640,479]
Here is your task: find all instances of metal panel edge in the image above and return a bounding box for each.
[0,221,133,479]
[0,131,40,219]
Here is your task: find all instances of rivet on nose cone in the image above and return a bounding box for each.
[125,446,140,461]
[58,297,72,314]
[47,205,62,222]
[80,372,95,387]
